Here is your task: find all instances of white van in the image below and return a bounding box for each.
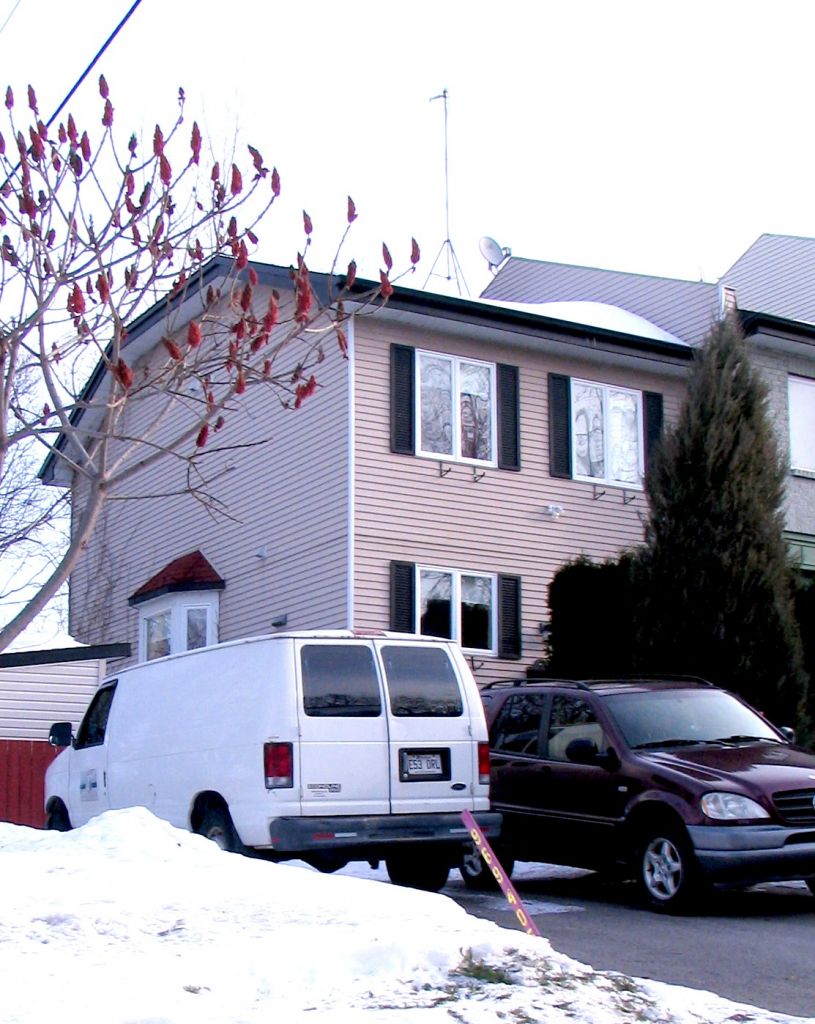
[45,631,499,890]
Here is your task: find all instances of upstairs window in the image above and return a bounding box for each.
[417,352,495,464]
[391,345,520,470]
[789,375,815,475]
[549,373,663,488]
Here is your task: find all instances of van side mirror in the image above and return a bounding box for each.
[49,722,73,748]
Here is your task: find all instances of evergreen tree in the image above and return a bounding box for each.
[635,316,808,730]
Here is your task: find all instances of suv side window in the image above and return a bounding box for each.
[545,695,605,761]
[301,644,382,717]
[74,682,118,749]
[491,694,547,755]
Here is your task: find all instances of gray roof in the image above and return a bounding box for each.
[721,233,815,325]
[481,258,721,346]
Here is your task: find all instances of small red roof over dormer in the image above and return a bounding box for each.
[129,550,225,606]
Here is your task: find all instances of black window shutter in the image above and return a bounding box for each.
[497,574,522,660]
[643,391,664,469]
[548,374,572,478]
[390,561,416,632]
[496,363,521,471]
[390,345,415,455]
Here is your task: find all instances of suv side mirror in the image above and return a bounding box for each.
[566,738,619,770]
[49,722,73,748]
[779,726,796,744]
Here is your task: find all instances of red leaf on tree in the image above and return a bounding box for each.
[347,196,357,223]
[248,267,258,287]
[236,239,249,271]
[80,131,91,162]
[294,263,312,323]
[247,229,258,245]
[67,282,86,315]
[211,161,220,183]
[5,86,13,109]
[263,293,279,331]
[303,210,313,236]
[29,127,43,162]
[263,359,272,376]
[382,242,393,272]
[27,85,37,114]
[379,270,394,300]
[294,374,318,409]
[113,358,133,390]
[129,133,137,155]
[187,321,202,348]
[162,337,183,360]
[227,216,237,239]
[190,121,201,164]
[214,415,225,432]
[346,260,357,288]
[153,125,164,157]
[248,145,264,174]
[337,328,348,358]
[271,167,280,196]
[240,283,252,312]
[99,74,109,99]
[67,114,78,147]
[0,132,5,156]
[230,164,242,195]
[235,371,246,395]
[196,424,209,447]
[159,154,172,186]
[102,99,114,128]
[411,237,420,265]
[97,273,110,302]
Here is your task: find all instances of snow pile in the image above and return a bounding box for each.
[0,808,810,1024]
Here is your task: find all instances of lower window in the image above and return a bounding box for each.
[419,567,495,653]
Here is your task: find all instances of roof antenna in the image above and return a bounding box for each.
[424,89,469,296]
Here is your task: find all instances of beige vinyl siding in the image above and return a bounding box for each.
[68,286,351,663]
[352,315,687,684]
[0,659,105,740]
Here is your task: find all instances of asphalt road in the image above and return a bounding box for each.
[446,864,815,1020]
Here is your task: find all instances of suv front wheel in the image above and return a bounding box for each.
[636,823,699,912]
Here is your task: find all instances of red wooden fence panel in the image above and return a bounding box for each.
[0,739,59,827]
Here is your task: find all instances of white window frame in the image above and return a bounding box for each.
[789,375,815,475]
[416,350,497,466]
[137,592,220,662]
[416,565,497,655]
[570,378,645,489]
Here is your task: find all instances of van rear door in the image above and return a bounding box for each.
[375,640,476,814]
[296,640,390,816]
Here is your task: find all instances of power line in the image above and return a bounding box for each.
[0,0,23,39]
[46,0,145,128]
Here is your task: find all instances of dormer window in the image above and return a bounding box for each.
[129,550,225,662]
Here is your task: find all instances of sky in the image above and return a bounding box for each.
[1,807,811,1024]
[3,0,815,300]
[3,0,815,637]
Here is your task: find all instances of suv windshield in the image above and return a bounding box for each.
[604,688,781,750]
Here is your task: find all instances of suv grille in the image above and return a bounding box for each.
[773,789,815,825]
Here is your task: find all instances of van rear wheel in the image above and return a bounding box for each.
[198,807,242,854]
[386,854,450,892]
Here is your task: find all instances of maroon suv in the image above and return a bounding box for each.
[461,678,815,911]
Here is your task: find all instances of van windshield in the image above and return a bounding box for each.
[381,646,463,717]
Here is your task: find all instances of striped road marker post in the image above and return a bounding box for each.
[460,809,541,937]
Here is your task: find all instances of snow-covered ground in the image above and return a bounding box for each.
[1,808,811,1024]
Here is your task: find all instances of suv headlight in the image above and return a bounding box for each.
[700,792,769,821]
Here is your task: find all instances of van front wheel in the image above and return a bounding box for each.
[198,807,242,854]
[386,853,450,892]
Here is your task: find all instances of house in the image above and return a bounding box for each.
[41,260,693,682]
[0,637,129,825]
[481,233,815,580]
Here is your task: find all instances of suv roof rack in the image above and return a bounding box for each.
[482,675,715,691]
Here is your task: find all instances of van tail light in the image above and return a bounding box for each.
[477,741,491,786]
[264,742,293,789]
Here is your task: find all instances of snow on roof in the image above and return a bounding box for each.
[481,298,690,346]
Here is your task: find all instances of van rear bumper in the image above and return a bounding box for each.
[267,811,502,853]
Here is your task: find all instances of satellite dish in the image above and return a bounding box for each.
[479,236,507,271]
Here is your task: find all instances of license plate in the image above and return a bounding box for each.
[406,753,442,775]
